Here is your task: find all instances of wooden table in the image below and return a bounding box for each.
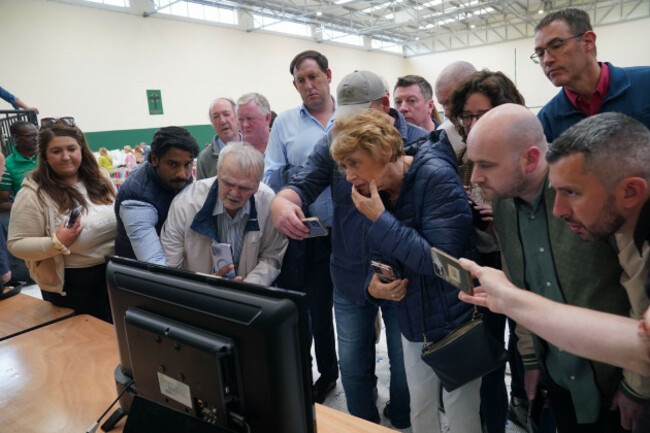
[0,292,73,340]
[0,315,119,432]
[0,315,396,433]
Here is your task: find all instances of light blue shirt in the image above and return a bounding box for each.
[214,198,250,268]
[263,102,336,226]
[119,200,167,265]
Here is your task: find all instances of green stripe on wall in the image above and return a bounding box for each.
[84,124,215,152]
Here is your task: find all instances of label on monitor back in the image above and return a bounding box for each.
[157,371,193,408]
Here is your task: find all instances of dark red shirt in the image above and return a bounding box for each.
[564,62,610,116]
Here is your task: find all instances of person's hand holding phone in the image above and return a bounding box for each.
[213,263,243,281]
[368,273,408,302]
[270,194,310,240]
[55,212,83,247]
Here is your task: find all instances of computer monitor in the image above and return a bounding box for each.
[105,256,315,433]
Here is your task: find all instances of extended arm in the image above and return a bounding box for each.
[160,197,189,269]
[459,259,650,377]
[269,189,309,240]
[119,200,166,265]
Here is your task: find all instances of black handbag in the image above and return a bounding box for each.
[419,276,508,392]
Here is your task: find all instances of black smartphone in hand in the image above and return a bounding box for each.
[66,205,82,228]
[530,385,548,429]
[468,198,490,231]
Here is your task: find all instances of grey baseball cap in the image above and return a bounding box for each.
[335,70,386,118]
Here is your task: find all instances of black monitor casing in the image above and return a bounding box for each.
[106,256,315,433]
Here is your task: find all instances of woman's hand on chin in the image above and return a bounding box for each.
[351,179,385,222]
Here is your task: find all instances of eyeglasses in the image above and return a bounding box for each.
[40,117,76,128]
[530,33,585,64]
[458,112,488,127]
[15,133,38,139]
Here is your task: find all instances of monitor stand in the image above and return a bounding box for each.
[123,395,228,433]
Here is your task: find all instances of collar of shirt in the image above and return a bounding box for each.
[213,197,250,224]
[633,198,650,255]
[11,146,37,163]
[564,62,610,116]
[299,97,337,130]
[514,174,548,214]
[211,133,242,157]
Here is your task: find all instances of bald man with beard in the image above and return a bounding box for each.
[467,104,643,432]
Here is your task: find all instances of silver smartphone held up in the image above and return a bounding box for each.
[210,242,236,279]
[370,260,396,283]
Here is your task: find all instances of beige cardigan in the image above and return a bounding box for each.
[7,173,115,293]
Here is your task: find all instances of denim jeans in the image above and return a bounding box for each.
[333,288,410,426]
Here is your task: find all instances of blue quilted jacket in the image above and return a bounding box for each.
[366,132,477,342]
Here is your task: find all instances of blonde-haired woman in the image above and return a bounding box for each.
[123,145,136,169]
[331,109,480,432]
[98,147,114,171]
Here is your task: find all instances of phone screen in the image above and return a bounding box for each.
[66,205,82,228]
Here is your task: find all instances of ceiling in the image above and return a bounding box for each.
[144,0,650,56]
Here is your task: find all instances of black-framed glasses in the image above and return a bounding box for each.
[458,111,488,127]
[530,33,585,64]
[40,117,76,128]
[15,133,38,139]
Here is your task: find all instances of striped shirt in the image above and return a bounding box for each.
[0,148,38,196]
[214,198,250,269]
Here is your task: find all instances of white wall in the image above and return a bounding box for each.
[0,0,407,132]
[1,0,649,131]
[408,16,650,111]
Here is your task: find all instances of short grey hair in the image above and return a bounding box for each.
[208,97,237,118]
[236,93,271,117]
[435,61,477,94]
[547,113,650,189]
[535,7,592,35]
[216,141,265,183]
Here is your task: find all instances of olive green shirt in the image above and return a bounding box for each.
[515,178,601,422]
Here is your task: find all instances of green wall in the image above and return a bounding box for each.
[84,124,215,152]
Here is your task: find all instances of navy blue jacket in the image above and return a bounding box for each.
[538,63,650,142]
[366,133,476,342]
[114,162,186,259]
[287,109,427,304]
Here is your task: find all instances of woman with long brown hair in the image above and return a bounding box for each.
[8,118,117,322]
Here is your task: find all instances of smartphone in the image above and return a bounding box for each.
[529,385,548,429]
[430,247,474,295]
[468,198,490,231]
[66,205,83,228]
[301,217,329,238]
[370,261,396,283]
[210,242,236,279]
